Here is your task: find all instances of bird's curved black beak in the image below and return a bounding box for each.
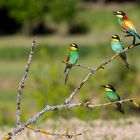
[101,85,106,88]
[113,11,117,15]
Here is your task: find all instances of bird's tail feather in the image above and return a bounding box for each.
[116,102,124,115]
[64,64,72,85]
[123,59,129,69]
[120,53,129,69]
[65,68,70,85]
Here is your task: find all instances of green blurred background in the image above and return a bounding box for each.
[0,0,140,126]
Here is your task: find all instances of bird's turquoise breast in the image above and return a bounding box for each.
[117,18,123,25]
[111,42,123,53]
[69,51,79,64]
[106,91,119,102]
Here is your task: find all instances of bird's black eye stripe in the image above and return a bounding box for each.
[108,85,116,91]
[112,34,120,40]
[116,11,125,15]
[70,43,78,49]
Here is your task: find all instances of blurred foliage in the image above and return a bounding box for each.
[7,0,46,23]
[0,0,79,34]
[48,0,78,23]
[0,0,140,35]
[0,0,5,9]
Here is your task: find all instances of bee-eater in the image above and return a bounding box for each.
[64,43,79,85]
[102,85,124,114]
[111,34,129,69]
[114,11,140,40]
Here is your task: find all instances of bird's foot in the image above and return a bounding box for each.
[124,34,132,37]
[132,36,136,45]
[61,60,69,64]
[100,65,105,69]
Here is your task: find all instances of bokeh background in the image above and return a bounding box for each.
[0,0,140,138]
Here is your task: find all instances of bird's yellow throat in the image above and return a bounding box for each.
[112,39,119,42]
[70,47,77,51]
[105,88,113,92]
[116,15,123,18]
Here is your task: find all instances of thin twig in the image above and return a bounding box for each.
[61,60,94,71]
[64,43,140,104]
[3,98,138,140]
[74,64,94,71]
[27,125,82,138]
[16,40,36,126]
[87,99,139,108]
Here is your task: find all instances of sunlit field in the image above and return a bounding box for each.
[2,118,140,140]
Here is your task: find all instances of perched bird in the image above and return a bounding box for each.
[111,34,129,69]
[64,43,79,85]
[102,85,124,115]
[114,11,140,40]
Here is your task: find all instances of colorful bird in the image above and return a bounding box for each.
[114,11,140,40]
[102,85,124,115]
[111,34,129,69]
[64,43,79,85]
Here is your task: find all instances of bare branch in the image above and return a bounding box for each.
[3,103,82,139]
[64,70,94,104]
[3,98,138,140]
[87,99,139,108]
[16,40,36,126]
[64,43,140,104]
[27,125,82,138]
[73,63,94,71]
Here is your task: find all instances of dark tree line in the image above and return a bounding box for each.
[0,0,78,35]
[0,0,139,35]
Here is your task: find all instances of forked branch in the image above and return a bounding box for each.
[3,98,139,140]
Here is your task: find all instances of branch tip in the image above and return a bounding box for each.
[130,99,139,107]
[16,40,36,126]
